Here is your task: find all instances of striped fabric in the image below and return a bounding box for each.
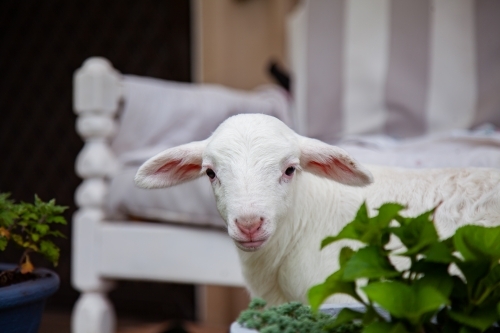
[288,0,500,141]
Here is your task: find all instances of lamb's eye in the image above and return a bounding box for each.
[206,168,216,179]
[285,166,295,176]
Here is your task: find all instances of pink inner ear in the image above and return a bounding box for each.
[332,158,354,174]
[308,157,354,176]
[155,160,201,180]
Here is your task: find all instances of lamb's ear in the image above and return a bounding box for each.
[299,136,373,186]
[135,140,207,189]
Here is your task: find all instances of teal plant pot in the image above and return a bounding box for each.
[0,263,60,333]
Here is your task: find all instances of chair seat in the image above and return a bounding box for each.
[337,129,500,169]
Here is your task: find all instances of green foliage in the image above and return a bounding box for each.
[0,193,67,270]
[309,202,500,333]
[238,298,362,333]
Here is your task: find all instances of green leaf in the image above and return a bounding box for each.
[34,195,43,206]
[321,203,369,248]
[343,246,400,281]
[339,247,355,268]
[364,282,413,317]
[329,308,364,327]
[423,241,456,264]
[414,260,448,274]
[454,225,500,262]
[448,306,499,332]
[34,224,50,236]
[322,203,405,249]
[456,261,490,298]
[356,201,370,224]
[39,240,60,266]
[308,270,362,311]
[473,264,500,305]
[363,322,410,333]
[46,215,67,224]
[11,234,23,246]
[374,203,406,228]
[0,207,17,227]
[31,233,40,242]
[442,236,455,251]
[391,208,438,256]
[418,268,454,299]
[0,236,8,251]
[362,281,449,325]
[394,215,411,227]
[361,306,380,326]
[448,276,468,308]
[458,327,478,333]
[23,213,38,221]
[359,203,404,246]
[48,230,66,238]
[321,224,361,249]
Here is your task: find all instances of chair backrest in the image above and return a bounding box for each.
[287,0,500,142]
[110,75,291,162]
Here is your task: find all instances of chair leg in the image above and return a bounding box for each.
[72,291,116,333]
[71,208,115,333]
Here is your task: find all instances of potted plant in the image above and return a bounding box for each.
[0,192,67,333]
[233,202,500,333]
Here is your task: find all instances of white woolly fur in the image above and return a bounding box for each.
[135,114,500,306]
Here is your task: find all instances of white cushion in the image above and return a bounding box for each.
[106,166,225,228]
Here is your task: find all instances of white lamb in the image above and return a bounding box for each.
[134,114,500,306]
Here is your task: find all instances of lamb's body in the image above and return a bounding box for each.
[241,167,500,305]
[135,113,500,306]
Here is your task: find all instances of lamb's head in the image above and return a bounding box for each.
[135,114,373,252]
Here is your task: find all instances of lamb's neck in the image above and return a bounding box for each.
[236,172,364,303]
[236,199,301,303]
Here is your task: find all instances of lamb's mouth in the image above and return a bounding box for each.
[235,239,267,251]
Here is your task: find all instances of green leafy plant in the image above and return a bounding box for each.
[308,202,500,333]
[0,192,67,276]
[238,298,362,333]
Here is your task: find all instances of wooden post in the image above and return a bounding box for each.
[71,57,121,333]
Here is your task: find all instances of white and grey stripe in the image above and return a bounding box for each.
[342,0,391,136]
[306,0,345,141]
[474,0,500,128]
[289,0,500,140]
[426,0,477,133]
[385,0,430,138]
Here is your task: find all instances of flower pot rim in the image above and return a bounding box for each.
[0,263,60,309]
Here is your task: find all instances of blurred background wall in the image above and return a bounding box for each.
[195,0,297,89]
[0,0,194,323]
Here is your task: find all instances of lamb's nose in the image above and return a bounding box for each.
[235,215,264,236]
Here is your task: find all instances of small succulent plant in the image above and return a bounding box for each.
[238,298,362,333]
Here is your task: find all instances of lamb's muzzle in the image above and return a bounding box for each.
[231,214,269,251]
